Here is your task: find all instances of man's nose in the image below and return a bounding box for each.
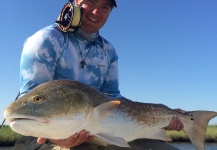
[92,8,101,14]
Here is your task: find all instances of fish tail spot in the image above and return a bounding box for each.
[190,114,194,121]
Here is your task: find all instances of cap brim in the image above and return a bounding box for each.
[111,0,117,7]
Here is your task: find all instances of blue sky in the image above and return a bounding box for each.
[0,0,217,126]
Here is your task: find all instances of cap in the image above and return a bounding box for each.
[111,0,117,7]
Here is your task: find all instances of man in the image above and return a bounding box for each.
[15,0,183,149]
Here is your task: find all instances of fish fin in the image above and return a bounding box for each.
[93,133,130,147]
[147,129,172,142]
[183,111,217,150]
[93,100,121,119]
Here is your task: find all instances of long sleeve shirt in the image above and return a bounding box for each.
[19,24,121,97]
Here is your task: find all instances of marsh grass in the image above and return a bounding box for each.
[205,125,217,142]
[0,125,216,146]
[166,125,217,142]
[0,125,21,146]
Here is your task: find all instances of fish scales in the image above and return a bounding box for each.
[115,99,176,126]
[4,79,217,150]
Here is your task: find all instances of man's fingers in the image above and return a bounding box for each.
[48,130,92,148]
[164,116,184,131]
[37,137,47,144]
[36,130,94,148]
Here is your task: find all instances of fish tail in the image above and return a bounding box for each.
[183,111,217,150]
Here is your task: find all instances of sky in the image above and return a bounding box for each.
[0,0,217,126]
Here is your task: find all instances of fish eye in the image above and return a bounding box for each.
[33,96,43,103]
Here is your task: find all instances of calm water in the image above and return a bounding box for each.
[171,142,217,150]
[1,143,217,150]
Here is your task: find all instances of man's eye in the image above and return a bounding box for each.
[88,0,94,3]
[103,6,109,10]
[102,5,111,12]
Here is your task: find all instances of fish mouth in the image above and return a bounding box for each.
[10,117,45,123]
[12,117,48,124]
[5,114,49,125]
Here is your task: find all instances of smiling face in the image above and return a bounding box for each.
[76,0,113,34]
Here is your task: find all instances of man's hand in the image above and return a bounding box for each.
[37,130,94,148]
[164,109,185,131]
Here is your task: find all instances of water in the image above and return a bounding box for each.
[171,142,217,150]
[0,143,217,150]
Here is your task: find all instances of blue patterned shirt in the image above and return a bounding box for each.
[20,24,121,97]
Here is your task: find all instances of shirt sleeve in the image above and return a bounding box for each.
[19,26,63,95]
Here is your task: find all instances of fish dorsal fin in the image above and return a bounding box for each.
[93,100,121,119]
[94,133,130,147]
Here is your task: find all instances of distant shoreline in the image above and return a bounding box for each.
[0,125,216,147]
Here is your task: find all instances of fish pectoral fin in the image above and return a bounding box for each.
[93,100,121,119]
[93,133,130,147]
[148,129,172,142]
